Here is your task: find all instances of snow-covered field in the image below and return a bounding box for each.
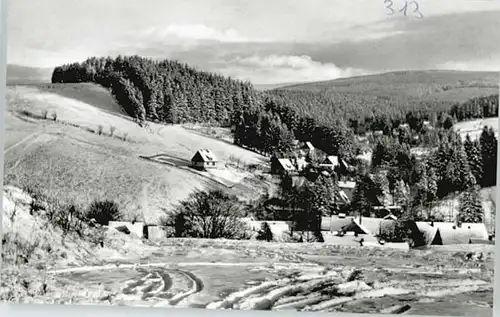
[1,186,494,316]
[4,85,271,222]
[454,117,498,140]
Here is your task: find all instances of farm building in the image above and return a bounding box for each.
[191,149,218,170]
[414,221,490,247]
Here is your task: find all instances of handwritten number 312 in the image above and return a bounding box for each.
[385,0,424,19]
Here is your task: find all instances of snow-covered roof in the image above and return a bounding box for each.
[277,158,296,171]
[192,149,218,162]
[324,155,340,166]
[416,222,489,245]
[338,181,356,189]
[304,141,315,151]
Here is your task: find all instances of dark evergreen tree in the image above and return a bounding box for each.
[479,126,498,187]
[350,174,380,217]
[442,115,455,130]
[256,222,274,242]
[458,187,484,223]
[464,134,483,186]
[412,164,438,221]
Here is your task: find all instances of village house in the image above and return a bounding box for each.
[411,221,490,247]
[410,147,434,161]
[320,155,351,174]
[297,141,315,157]
[338,180,356,201]
[355,150,372,165]
[191,149,218,170]
[291,156,309,172]
[372,205,403,219]
[271,157,297,175]
[356,136,370,147]
[320,215,395,236]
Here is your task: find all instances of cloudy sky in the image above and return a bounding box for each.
[7,0,500,85]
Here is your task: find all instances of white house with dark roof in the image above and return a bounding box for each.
[191,149,218,170]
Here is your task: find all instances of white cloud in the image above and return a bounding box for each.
[436,58,500,72]
[136,24,268,43]
[350,30,406,43]
[215,54,368,85]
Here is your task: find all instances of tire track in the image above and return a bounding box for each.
[169,270,204,306]
[117,268,203,305]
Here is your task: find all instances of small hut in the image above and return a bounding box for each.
[191,149,218,170]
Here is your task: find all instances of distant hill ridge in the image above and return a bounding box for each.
[279,69,499,93]
[7,64,54,84]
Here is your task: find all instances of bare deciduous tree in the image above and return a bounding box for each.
[173,189,249,239]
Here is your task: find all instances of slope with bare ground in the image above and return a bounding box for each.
[4,84,272,223]
[33,83,128,116]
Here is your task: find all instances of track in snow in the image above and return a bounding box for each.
[119,268,204,306]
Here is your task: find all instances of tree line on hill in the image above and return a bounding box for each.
[232,97,354,158]
[449,94,498,121]
[51,56,355,158]
[51,55,497,180]
[52,56,498,142]
[52,55,259,126]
